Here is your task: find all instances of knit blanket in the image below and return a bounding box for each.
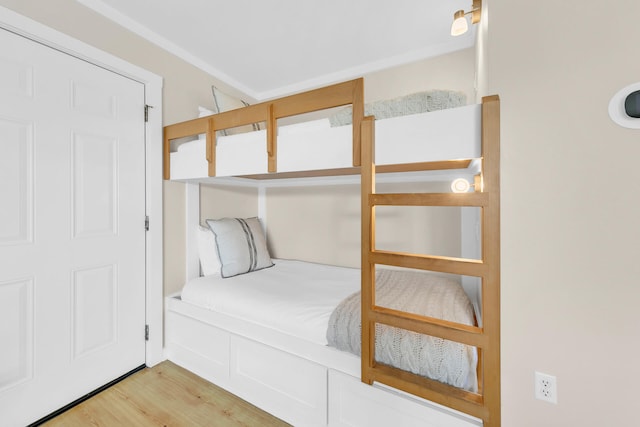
[328,90,467,126]
[326,269,478,392]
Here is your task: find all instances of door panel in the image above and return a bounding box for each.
[0,277,34,393]
[0,27,146,426]
[0,117,33,245]
[72,264,117,358]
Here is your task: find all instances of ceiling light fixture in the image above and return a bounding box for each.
[451,0,482,36]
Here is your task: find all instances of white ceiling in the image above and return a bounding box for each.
[78,0,476,101]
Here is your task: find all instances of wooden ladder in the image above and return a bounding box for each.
[360,95,501,426]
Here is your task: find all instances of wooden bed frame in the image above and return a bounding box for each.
[164,79,365,179]
[162,80,501,427]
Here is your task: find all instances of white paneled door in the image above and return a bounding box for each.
[0,27,146,426]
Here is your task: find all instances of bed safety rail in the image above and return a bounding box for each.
[163,79,364,179]
[361,95,501,426]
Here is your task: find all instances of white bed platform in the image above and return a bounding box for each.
[169,104,481,180]
[166,294,481,427]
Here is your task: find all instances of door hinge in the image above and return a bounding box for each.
[144,104,153,122]
[145,324,149,341]
[145,215,149,231]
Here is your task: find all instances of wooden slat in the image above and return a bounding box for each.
[361,116,376,385]
[207,117,216,177]
[271,79,363,118]
[207,103,269,131]
[267,104,277,172]
[352,78,364,167]
[376,159,472,173]
[163,116,208,140]
[237,159,474,180]
[366,364,486,419]
[163,129,170,180]
[371,192,489,207]
[372,307,486,347]
[239,167,362,180]
[479,95,501,427]
[371,250,486,277]
[476,346,485,396]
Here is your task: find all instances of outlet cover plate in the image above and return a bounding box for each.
[535,371,558,404]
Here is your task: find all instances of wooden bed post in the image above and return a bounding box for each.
[207,117,216,177]
[480,95,501,427]
[361,116,376,385]
[267,103,277,173]
[163,128,171,180]
[352,78,364,167]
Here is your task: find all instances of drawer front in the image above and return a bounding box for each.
[231,335,327,427]
[328,370,481,427]
[166,311,230,383]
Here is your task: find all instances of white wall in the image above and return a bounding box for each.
[363,48,476,104]
[483,0,640,425]
[265,181,463,268]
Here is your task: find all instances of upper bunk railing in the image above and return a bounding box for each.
[163,79,365,179]
[361,95,501,427]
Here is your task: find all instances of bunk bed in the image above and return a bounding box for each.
[163,78,501,427]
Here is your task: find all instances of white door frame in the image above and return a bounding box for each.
[0,6,164,366]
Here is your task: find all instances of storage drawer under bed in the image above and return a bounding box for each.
[165,306,328,427]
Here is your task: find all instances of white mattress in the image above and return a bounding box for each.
[180,259,360,345]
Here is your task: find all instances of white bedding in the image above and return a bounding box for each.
[180,259,360,345]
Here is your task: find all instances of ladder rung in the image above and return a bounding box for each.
[366,364,486,419]
[370,307,486,348]
[370,192,488,207]
[375,159,473,174]
[371,250,487,277]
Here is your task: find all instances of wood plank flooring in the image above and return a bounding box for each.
[42,361,290,427]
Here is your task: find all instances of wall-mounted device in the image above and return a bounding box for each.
[624,90,640,118]
[609,83,640,128]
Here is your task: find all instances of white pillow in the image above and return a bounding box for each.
[211,87,247,114]
[197,225,221,276]
[211,86,264,135]
[206,217,273,278]
[198,105,214,117]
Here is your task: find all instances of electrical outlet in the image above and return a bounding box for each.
[535,371,557,404]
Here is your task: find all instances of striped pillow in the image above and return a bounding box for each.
[206,217,273,278]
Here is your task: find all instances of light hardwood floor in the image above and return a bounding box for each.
[42,361,290,426]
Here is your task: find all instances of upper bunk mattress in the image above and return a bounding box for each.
[180,259,360,345]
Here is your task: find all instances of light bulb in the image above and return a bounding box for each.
[451,10,468,36]
[451,178,471,193]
